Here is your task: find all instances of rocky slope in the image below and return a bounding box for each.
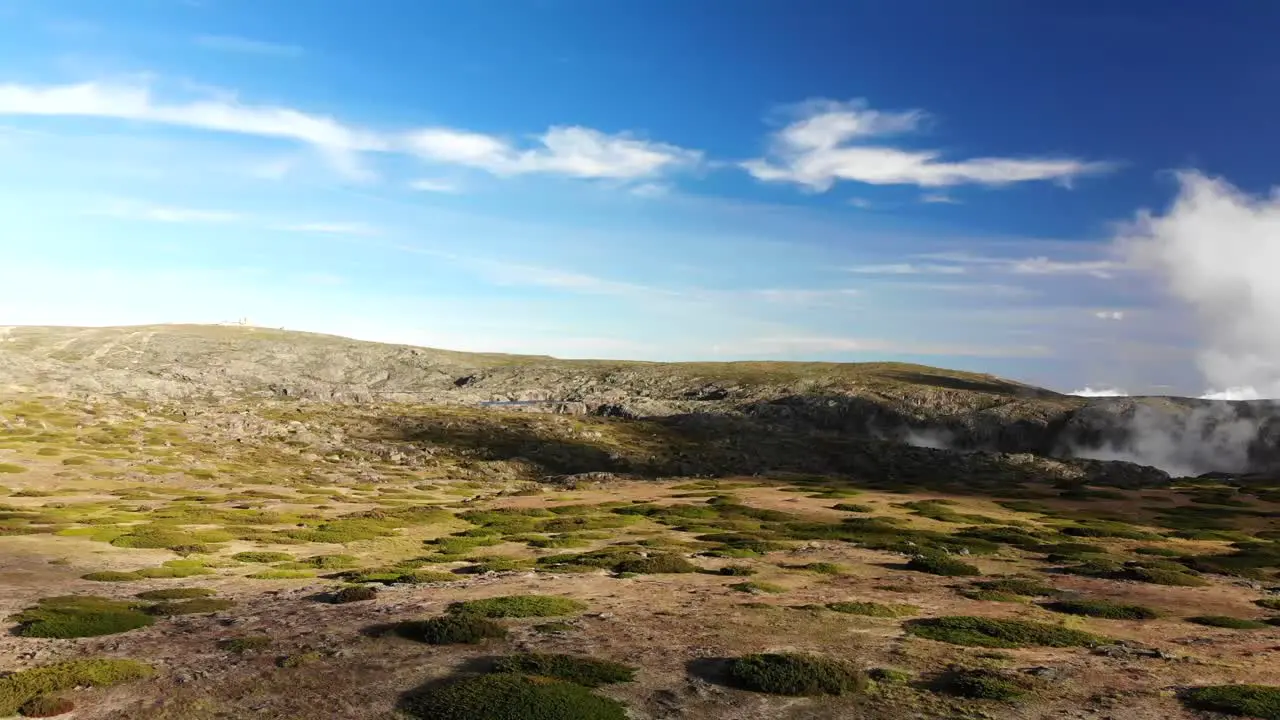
[2,324,1277,477]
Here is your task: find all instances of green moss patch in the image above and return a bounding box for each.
[825,601,918,617]
[1042,600,1161,620]
[729,581,787,594]
[232,551,294,563]
[904,616,1105,648]
[11,596,155,638]
[491,653,636,688]
[0,659,153,716]
[971,577,1057,597]
[144,598,235,616]
[135,587,215,600]
[1183,685,1280,719]
[19,693,75,717]
[448,595,586,618]
[725,653,867,696]
[403,673,627,720]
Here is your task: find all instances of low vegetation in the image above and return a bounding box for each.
[725,653,868,696]
[1043,599,1161,620]
[905,616,1105,648]
[331,586,379,604]
[936,667,1037,701]
[0,659,154,716]
[906,553,981,576]
[447,595,586,618]
[396,615,509,645]
[825,601,919,617]
[18,694,76,717]
[10,596,155,638]
[1186,615,1271,629]
[1182,685,1280,719]
[134,588,215,600]
[403,673,628,720]
[145,598,235,616]
[490,654,636,688]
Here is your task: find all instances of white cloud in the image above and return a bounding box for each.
[1094,310,1125,320]
[405,125,700,179]
[846,263,967,275]
[847,197,873,209]
[628,182,669,198]
[743,98,1113,191]
[1116,171,1280,399]
[1199,387,1262,401]
[1069,386,1129,397]
[408,178,460,193]
[195,35,304,58]
[921,192,960,204]
[0,80,700,185]
[93,199,240,223]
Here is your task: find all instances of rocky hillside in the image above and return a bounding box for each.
[2,324,1277,477]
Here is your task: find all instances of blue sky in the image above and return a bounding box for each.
[1,1,1277,395]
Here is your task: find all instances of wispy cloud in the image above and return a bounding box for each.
[93,198,240,223]
[743,98,1114,191]
[1094,309,1125,320]
[1069,386,1128,397]
[408,178,460,193]
[0,80,701,185]
[722,335,1050,358]
[921,192,960,204]
[914,251,1126,279]
[405,125,701,180]
[195,35,304,58]
[846,262,967,275]
[279,222,380,236]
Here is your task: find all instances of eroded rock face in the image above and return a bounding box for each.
[2,324,1277,477]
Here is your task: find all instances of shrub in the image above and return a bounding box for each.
[937,667,1034,701]
[868,668,913,684]
[218,636,271,653]
[331,586,378,604]
[730,581,786,594]
[1256,598,1280,611]
[725,653,867,696]
[232,551,294,563]
[81,570,141,582]
[396,615,508,645]
[1043,600,1161,620]
[145,598,235,616]
[299,554,360,570]
[19,694,75,717]
[906,554,980,577]
[717,565,757,576]
[904,616,1105,648]
[826,601,918,617]
[491,653,636,688]
[831,503,873,513]
[1183,684,1280,719]
[1187,615,1270,629]
[789,562,844,575]
[448,595,586,618]
[972,577,1056,597]
[11,596,155,638]
[135,587,216,600]
[0,659,154,716]
[403,673,627,720]
[612,554,698,574]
